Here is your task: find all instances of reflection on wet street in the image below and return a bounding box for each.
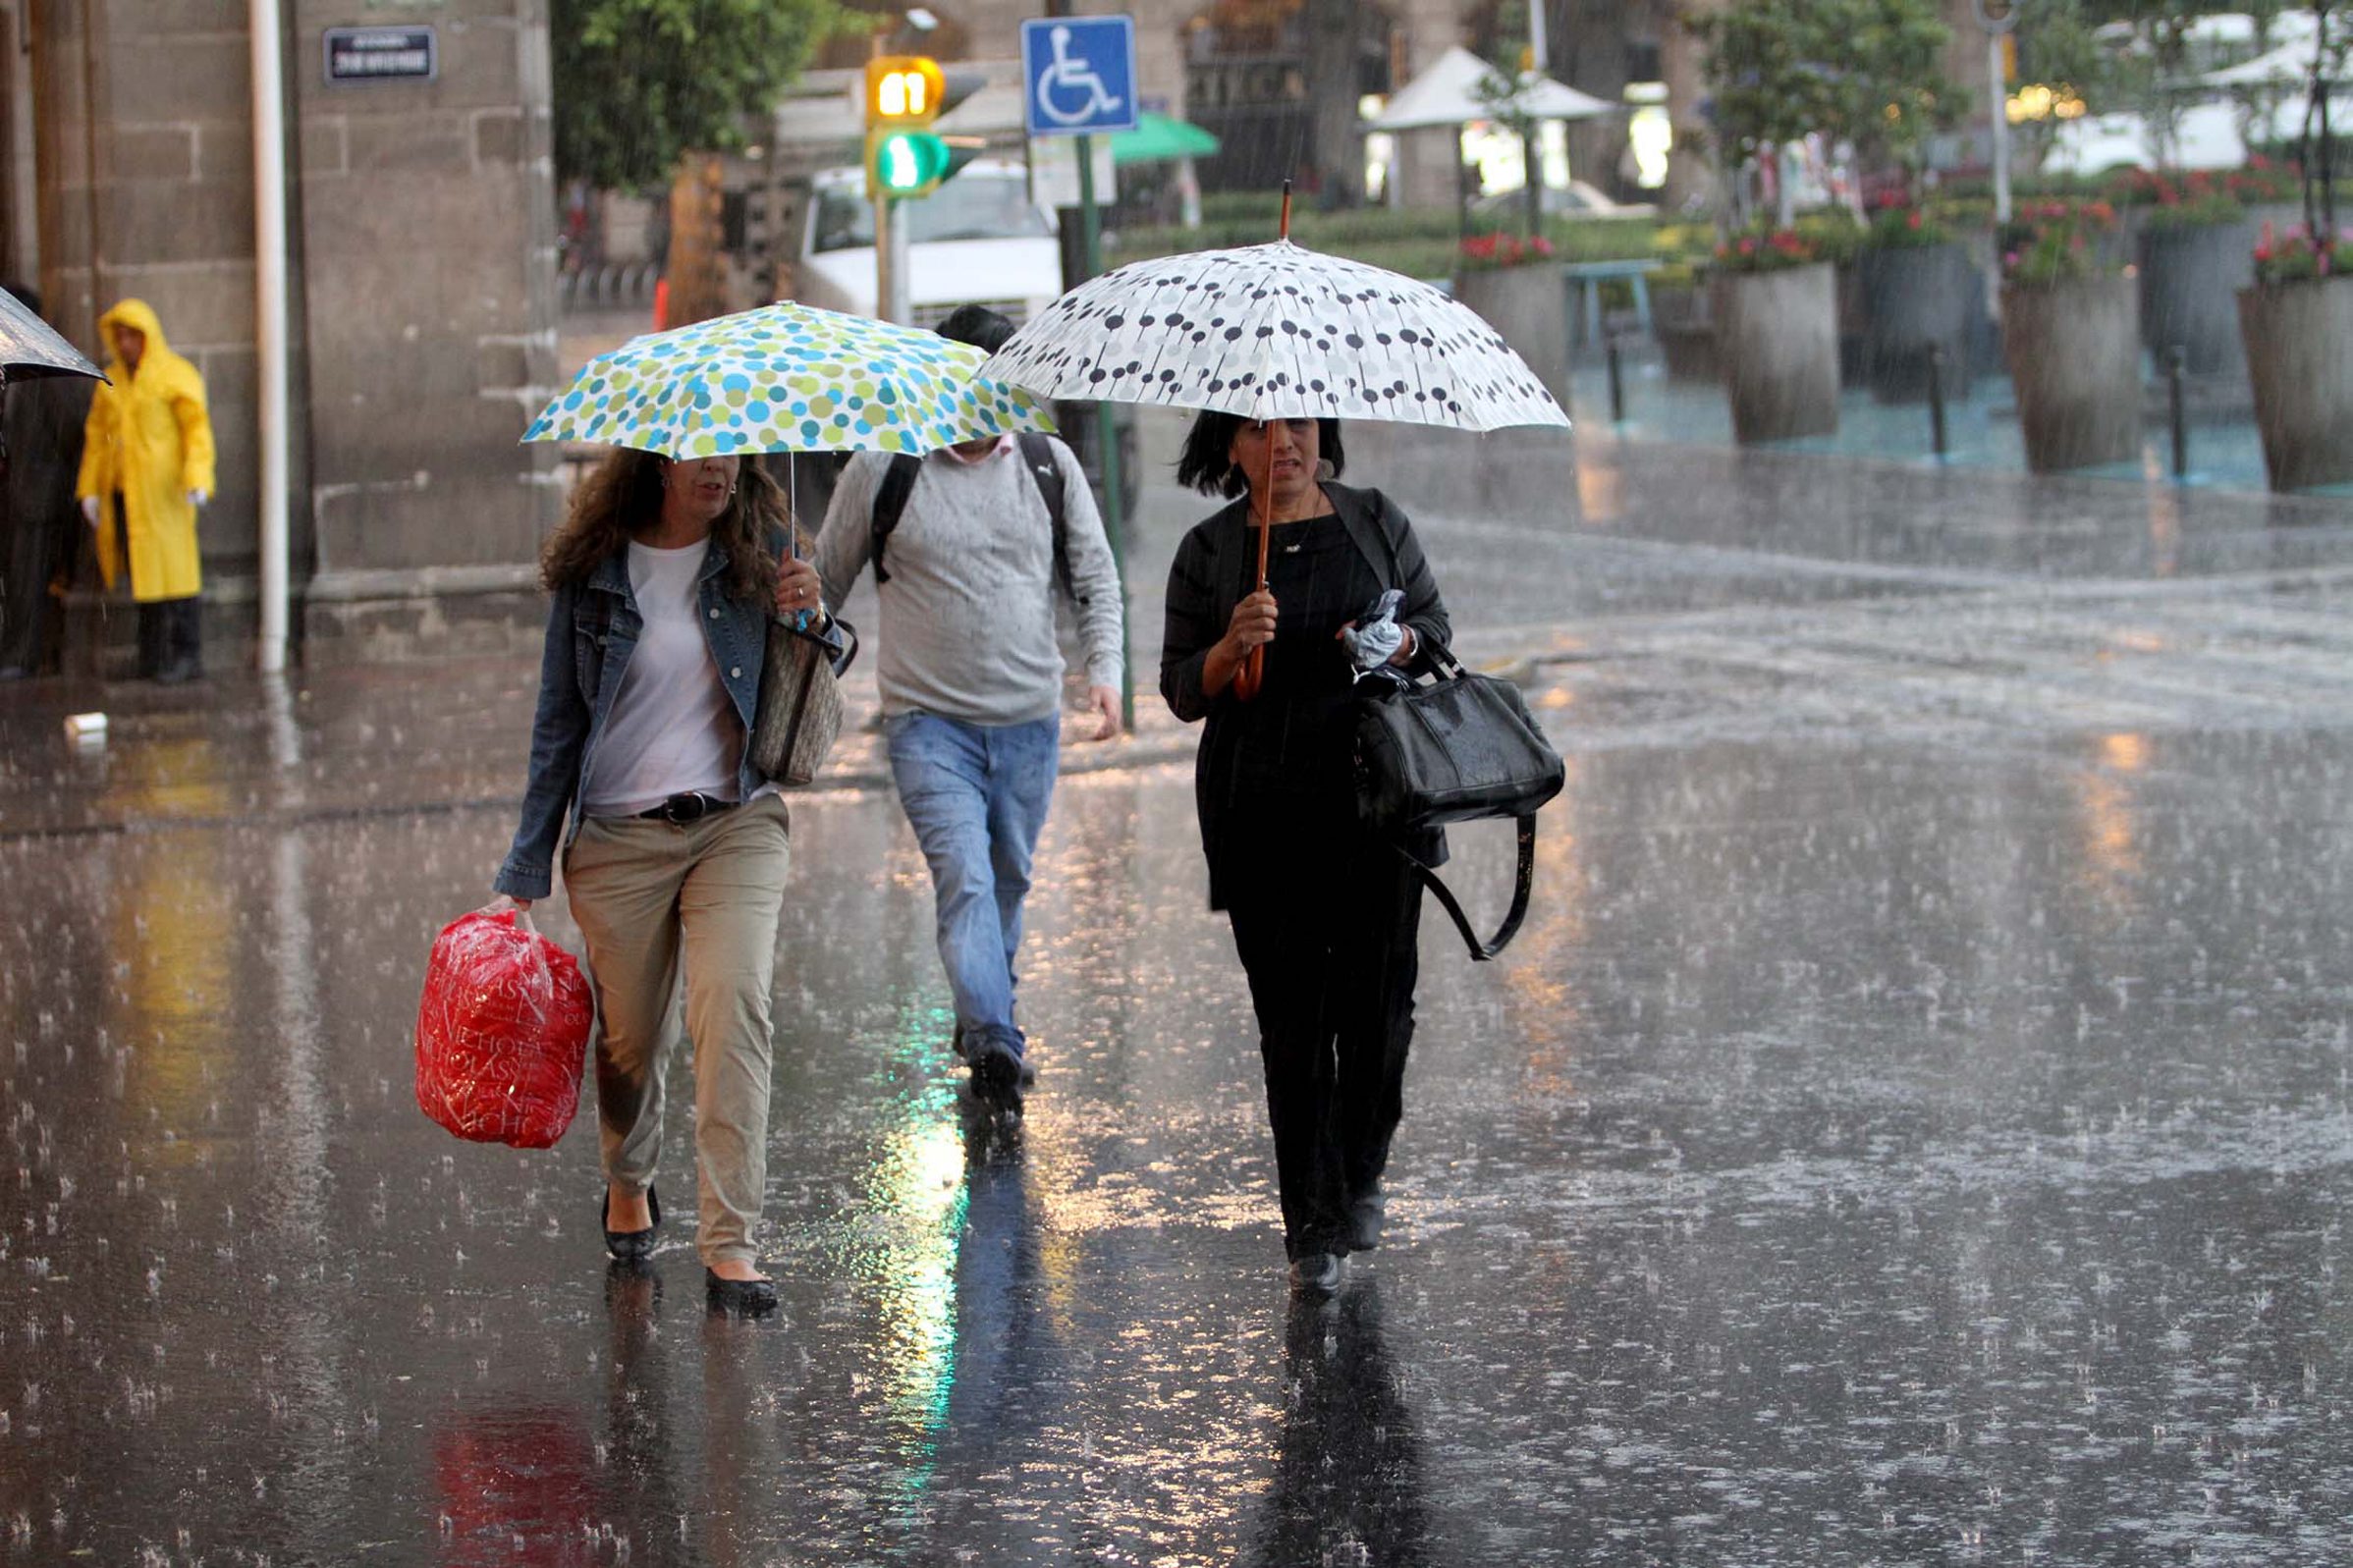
[5,426,2353,1563]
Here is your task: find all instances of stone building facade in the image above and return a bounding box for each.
[4,0,559,671]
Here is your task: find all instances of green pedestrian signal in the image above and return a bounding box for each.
[866,129,953,198]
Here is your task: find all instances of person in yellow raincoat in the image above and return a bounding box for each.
[76,298,216,682]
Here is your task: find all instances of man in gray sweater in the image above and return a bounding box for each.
[812,306,1124,1110]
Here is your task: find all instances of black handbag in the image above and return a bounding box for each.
[1354,641,1565,961]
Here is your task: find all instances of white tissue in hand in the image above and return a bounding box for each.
[1341,589,1406,671]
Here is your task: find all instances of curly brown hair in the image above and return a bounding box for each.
[539,449,786,603]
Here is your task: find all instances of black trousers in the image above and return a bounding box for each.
[1223,813,1423,1259]
[136,596,201,680]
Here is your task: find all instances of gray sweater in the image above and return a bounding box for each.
[813,437,1124,726]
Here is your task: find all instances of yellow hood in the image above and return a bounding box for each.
[96,298,171,366]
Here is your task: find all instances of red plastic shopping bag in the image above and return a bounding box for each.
[414,906,594,1149]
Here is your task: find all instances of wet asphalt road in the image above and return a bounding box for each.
[5,422,2353,1566]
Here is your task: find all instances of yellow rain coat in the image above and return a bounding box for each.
[76,299,216,602]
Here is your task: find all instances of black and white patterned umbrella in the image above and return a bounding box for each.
[978,240,1568,432]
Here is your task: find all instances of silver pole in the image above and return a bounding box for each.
[250,0,291,673]
[884,195,912,324]
[1990,34,2012,223]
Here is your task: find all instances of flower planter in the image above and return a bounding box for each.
[2238,275,2353,491]
[1857,241,1977,403]
[1712,262,1838,444]
[2138,219,2256,378]
[1451,263,1571,410]
[1651,285,1718,382]
[2002,275,2141,474]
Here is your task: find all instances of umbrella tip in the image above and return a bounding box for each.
[1279,180,1292,242]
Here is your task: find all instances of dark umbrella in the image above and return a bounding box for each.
[0,288,105,384]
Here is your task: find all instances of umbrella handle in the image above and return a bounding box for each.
[1234,643,1264,701]
[1233,432,1280,703]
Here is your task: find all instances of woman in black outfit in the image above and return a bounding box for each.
[1160,412,1450,1297]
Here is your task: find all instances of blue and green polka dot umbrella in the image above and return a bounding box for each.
[524,301,1057,459]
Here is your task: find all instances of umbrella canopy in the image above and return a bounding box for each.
[1365,45,1613,133]
[524,300,1056,459]
[1111,111,1222,167]
[978,239,1569,433]
[0,289,105,382]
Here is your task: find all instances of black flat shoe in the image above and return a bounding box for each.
[705,1269,778,1316]
[1288,1252,1347,1298]
[1346,1186,1387,1252]
[601,1185,660,1262]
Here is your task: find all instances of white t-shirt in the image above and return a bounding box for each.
[579,539,745,818]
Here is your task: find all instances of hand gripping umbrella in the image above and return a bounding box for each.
[980,189,1568,697]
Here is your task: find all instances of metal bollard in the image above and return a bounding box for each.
[2166,345,2189,478]
[1606,331,1625,424]
[1927,345,1949,459]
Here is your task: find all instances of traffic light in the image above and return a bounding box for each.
[863,56,988,201]
[865,55,950,199]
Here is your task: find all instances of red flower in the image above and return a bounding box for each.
[1906,210,1922,230]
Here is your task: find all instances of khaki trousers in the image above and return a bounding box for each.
[564,794,790,1268]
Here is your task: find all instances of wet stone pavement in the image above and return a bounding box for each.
[4,421,2353,1566]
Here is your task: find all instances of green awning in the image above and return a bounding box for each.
[1110,112,1221,167]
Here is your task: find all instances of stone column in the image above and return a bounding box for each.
[291,0,561,662]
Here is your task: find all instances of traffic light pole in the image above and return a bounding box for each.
[1073,131,1133,731]
[880,193,912,324]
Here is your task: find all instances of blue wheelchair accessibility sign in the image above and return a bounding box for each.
[1020,16,1138,136]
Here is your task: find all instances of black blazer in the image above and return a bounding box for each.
[1159,482,1450,908]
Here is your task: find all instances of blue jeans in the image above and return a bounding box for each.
[885,711,1061,1062]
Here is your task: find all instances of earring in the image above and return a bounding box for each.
[1314,458,1336,481]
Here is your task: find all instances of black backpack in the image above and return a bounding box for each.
[868,432,1084,604]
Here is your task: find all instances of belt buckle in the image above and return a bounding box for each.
[662,792,706,826]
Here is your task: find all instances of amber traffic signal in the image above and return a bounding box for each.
[865,56,946,127]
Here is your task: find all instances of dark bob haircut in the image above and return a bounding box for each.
[1174,411,1345,499]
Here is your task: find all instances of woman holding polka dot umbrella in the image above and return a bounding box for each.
[499,303,1054,1315]
[981,200,1569,1297]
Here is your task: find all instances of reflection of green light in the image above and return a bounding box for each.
[858,1000,971,1517]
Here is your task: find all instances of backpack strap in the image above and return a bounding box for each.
[1017,432,1082,605]
[868,453,922,586]
[1392,815,1538,962]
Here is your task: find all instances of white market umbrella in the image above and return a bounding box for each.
[1365,45,1612,132]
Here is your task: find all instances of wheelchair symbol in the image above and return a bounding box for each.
[1033,25,1123,127]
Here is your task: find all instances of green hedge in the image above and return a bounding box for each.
[1110,206,1668,282]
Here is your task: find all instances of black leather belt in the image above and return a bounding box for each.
[636,791,737,826]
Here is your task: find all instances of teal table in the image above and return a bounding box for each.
[1562,258,1662,345]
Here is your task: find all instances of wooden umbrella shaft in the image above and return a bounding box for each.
[1234,184,1294,705]
[1232,419,1279,701]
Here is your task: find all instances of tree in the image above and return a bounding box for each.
[2297,0,2344,242]
[1690,0,1959,224]
[554,0,844,191]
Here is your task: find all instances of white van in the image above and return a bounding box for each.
[793,159,1063,330]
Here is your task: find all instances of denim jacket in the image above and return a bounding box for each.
[494,543,778,901]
